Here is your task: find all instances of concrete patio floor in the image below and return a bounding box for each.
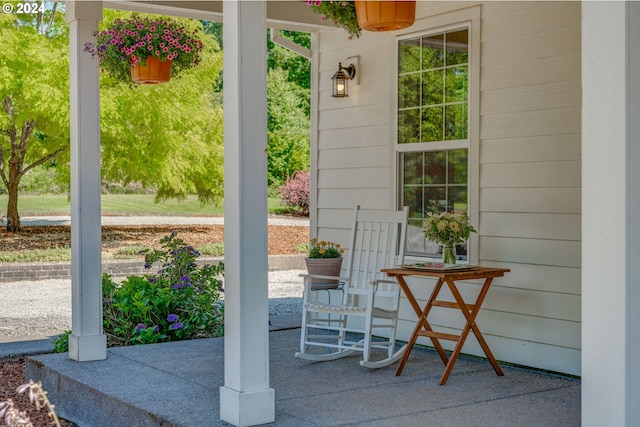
[25,314,580,426]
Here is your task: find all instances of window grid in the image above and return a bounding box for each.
[397,28,470,259]
[398,31,469,145]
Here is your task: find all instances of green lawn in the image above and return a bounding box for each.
[0,194,285,216]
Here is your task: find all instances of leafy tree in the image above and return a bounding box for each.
[206,23,311,187]
[267,29,311,91]
[267,68,310,187]
[94,11,225,205]
[0,8,69,231]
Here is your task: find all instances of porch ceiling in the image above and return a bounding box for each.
[102,0,332,32]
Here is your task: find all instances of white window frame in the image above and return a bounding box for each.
[391,6,481,264]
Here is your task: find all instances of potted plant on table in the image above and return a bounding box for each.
[423,209,476,265]
[305,238,345,289]
[84,14,205,84]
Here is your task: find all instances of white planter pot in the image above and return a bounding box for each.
[305,257,343,290]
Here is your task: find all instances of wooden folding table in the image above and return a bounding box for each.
[382,266,510,385]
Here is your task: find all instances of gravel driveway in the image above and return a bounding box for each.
[0,269,305,342]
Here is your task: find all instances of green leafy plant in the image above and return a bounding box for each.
[54,232,224,350]
[52,330,71,353]
[103,232,224,346]
[307,0,361,38]
[84,13,205,82]
[308,238,344,258]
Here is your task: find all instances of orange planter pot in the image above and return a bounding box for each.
[355,0,416,32]
[130,56,173,84]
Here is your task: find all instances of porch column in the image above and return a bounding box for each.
[582,2,640,425]
[66,1,106,362]
[219,1,274,426]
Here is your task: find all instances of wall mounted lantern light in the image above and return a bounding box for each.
[331,62,357,97]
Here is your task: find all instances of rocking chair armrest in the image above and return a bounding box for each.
[367,278,397,286]
[299,273,350,283]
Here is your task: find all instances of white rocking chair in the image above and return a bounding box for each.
[296,205,409,368]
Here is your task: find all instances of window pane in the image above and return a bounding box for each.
[421,106,443,142]
[445,103,467,141]
[398,29,468,145]
[404,186,423,218]
[421,34,444,69]
[424,151,447,184]
[399,74,420,108]
[398,109,420,143]
[423,186,447,212]
[445,66,468,102]
[407,219,433,254]
[399,150,469,258]
[422,70,443,105]
[448,185,468,212]
[448,149,468,184]
[399,38,421,73]
[446,30,468,66]
[403,152,423,185]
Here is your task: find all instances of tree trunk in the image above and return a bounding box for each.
[6,179,20,232]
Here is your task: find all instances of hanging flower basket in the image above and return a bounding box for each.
[84,14,204,84]
[354,0,416,32]
[130,56,173,84]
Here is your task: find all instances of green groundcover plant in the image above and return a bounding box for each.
[53,232,225,351]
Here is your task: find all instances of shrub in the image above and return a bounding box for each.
[279,170,310,216]
[52,331,71,353]
[54,232,224,351]
[103,232,224,346]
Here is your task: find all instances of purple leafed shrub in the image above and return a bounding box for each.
[279,170,310,216]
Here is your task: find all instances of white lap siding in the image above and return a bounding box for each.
[312,1,581,375]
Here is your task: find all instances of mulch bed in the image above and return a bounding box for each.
[0,224,309,257]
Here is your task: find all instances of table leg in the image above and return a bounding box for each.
[439,278,503,385]
[455,277,504,377]
[395,277,449,376]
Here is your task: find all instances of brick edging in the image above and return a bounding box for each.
[0,254,306,283]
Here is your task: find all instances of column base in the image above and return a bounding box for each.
[68,333,107,361]
[219,386,275,426]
